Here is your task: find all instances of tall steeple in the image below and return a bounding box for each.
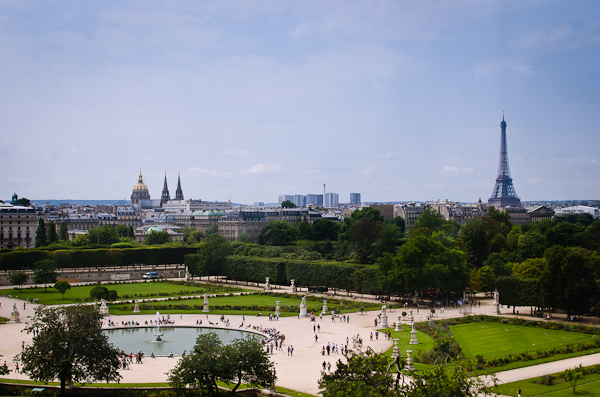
[175,172,184,201]
[488,115,521,208]
[160,172,170,207]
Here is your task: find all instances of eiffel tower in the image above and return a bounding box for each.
[488,115,521,208]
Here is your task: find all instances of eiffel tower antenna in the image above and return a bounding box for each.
[488,115,521,208]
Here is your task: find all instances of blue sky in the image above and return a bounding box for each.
[1,1,599,204]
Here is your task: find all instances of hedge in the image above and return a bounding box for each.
[0,247,198,270]
[184,254,386,293]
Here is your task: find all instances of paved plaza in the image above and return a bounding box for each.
[1,291,600,395]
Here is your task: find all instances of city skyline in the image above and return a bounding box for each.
[1,1,599,204]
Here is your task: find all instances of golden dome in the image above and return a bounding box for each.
[133,171,149,192]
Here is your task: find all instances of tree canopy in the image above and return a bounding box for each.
[17,305,121,397]
[33,259,59,291]
[168,333,275,396]
[258,220,298,246]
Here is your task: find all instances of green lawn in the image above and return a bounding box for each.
[0,281,245,305]
[494,372,600,396]
[107,294,377,316]
[451,322,596,359]
[380,325,436,370]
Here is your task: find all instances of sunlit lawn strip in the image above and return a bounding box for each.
[451,322,596,359]
[494,371,600,396]
[0,281,247,305]
[108,294,380,316]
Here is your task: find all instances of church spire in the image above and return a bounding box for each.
[160,172,170,207]
[175,172,184,201]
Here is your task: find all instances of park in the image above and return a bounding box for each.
[2,277,600,397]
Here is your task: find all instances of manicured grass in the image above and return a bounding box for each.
[494,372,600,396]
[451,322,596,359]
[380,325,436,371]
[108,294,376,316]
[0,281,245,305]
[477,349,600,375]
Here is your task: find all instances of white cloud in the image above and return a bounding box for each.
[467,56,533,77]
[241,163,282,175]
[223,149,250,157]
[441,166,474,176]
[187,167,233,178]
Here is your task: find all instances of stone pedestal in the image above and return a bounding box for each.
[321,300,329,315]
[275,301,281,315]
[391,338,399,358]
[409,320,419,344]
[493,290,500,315]
[405,350,415,371]
[133,302,140,313]
[290,279,297,293]
[202,294,210,313]
[380,315,388,328]
[264,277,271,292]
[395,316,402,331]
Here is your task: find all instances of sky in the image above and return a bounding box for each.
[1,1,599,204]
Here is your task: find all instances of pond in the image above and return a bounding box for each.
[104,326,264,356]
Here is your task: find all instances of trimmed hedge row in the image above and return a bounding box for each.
[184,254,386,294]
[0,247,198,270]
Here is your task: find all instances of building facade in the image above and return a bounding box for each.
[0,203,39,249]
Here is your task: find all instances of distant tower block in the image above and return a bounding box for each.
[488,115,522,208]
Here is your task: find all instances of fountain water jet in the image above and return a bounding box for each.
[154,311,164,341]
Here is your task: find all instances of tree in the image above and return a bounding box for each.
[54,280,71,299]
[411,209,460,238]
[319,350,401,397]
[168,333,275,396]
[511,258,546,278]
[281,200,297,208]
[517,230,548,259]
[33,259,59,292]
[87,225,120,245]
[404,362,496,397]
[319,351,496,397]
[540,246,597,315]
[189,234,232,279]
[46,221,58,245]
[17,305,121,397]
[205,224,219,236]
[391,216,406,233]
[562,365,584,394]
[182,226,205,244]
[116,224,129,238]
[381,232,468,295]
[257,220,298,246]
[16,197,31,207]
[9,272,28,290]
[237,233,252,243]
[35,218,47,248]
[58,222,69,242]
[144,229,171,245]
